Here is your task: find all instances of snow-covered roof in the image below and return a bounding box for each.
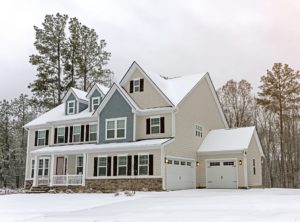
[24,104,94,128]
[30,138,172,155]
[71,88,88,101]
[86,83,110,98]
[95,83,110,95]
[198,127,263,156]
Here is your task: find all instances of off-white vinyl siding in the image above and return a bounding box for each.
[247,136,262,187]
[123,69,170,109]
[86,149,161,178]
[136,113,172,140]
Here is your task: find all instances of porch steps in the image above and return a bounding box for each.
[30,185,50,193]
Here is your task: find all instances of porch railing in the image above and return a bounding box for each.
[37,176,50,186]
[52,174,83,186]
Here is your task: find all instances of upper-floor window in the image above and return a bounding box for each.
[73,125,81,142]
[67,100,75,115]
[106,117,126,140]
[146,117,165,134]
[195,124,203,137]
[57,127,65,144]
[89,124,97,141]
[37,130,46,146]
[92,97,100,111]
[130,79,144,93]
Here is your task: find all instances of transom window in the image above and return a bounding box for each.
[98,157,107,176]
[118,156,127,176]
[38,158,49,177]
[73,125,81,142]
[37,130,46,146]
[89,124,97,141]
[76,156,83,175]
[223,161,234,166]
[187,162,192,166]
[133,79,140,92]
[67,100,75,115]
[31,159,35,178]
[139,155,149,175]
[92,97,100,111]
[57,127,65,144]
[196,125,203,137]
[150,117,160,134]
[209,162,220,167]
[106,118,126,140]
[174,160,179,165]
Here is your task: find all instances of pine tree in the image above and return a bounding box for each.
[28,13,68,109]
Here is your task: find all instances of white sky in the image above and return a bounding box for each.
[1,0,300,100]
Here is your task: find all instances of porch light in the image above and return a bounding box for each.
[165,158,169,164]
[196,161,200,167]
[239,160,243,166]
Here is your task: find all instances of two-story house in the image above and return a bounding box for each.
[24,62,264,192]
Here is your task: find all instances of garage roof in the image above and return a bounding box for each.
[198,127,264,156]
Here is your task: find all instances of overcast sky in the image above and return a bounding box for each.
[0,0,300,100]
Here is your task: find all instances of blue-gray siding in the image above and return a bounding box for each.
[79,102,88,112]
[99,90,134,143]
[89,89,102,112]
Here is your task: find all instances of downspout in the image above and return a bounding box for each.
[243,150,248,188]
[161,145,166,190]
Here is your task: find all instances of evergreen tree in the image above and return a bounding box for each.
[28,13,68,109]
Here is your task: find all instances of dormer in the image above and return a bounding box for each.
[62,88,88,115]
[86,83,110,112]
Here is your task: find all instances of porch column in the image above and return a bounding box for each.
[32,155,38,187]
[50,154,55,187]
[82,153,87,186]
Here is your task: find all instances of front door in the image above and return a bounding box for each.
[56,157,65,175]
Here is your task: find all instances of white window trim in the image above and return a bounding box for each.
[72,125,81,143]
[98,156,108,177]
[138,154,149,176]
[57,127,65,144]
[105,117,127,140]
[92,97,101,111]
[117,155,127,176]
[89,124,97,141]
[133,78,141,92]
[75,155,83,175]
[38,157,50,177]
[150,116,161,134]
[37,129,46,146]
[67,100,76,115]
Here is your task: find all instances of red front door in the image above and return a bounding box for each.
[56,157,65,175]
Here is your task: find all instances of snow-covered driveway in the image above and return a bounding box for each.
[1,189,300,222]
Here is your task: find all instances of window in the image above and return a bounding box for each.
[181,161,186,166]
[223,161,234,166]
[67,100,75,114]
[57,127,65,144]
[139,155,149,175]
[118,156,127,176]
[168,160,173,164]
[76,156,83,175]
[209,162,220,167]
[73,125,81,142]
[38,158,49,177]
[187,162,192,166]
[133,79,140,92]
[174,160,179,165]
[31,159,35,178]
[89,124,97,141]
[150,117,160,134]
[92,97,100,111]
[106,118,126,140]
[37,130,46,146]
[98,157,107,176]
[196,125,203,137]
[253,159,256,175]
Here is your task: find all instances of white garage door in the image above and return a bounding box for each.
[206,160,238,189]
[166,159,196,190]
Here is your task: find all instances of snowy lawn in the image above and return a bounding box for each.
[1,189,300,222]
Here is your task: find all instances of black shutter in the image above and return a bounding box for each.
[140,79,144,92]
[64,127,68,143]
[130,80,134,93]
[113,156,117,176]
[160,117,165,133]
[80,125,85,142]
[93,157,98,176]
[134,155,138,176]
[54,128,57,144]
[34,131,38,146]
[127,155,132,176]
[45,130,49,145]
[107,157,111,176]
[146,118,150,135]
[149,154,154,175]
[69,126,73,143]
[85,124,90,142]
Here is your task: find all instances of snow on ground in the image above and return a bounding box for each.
[1,189,300,222]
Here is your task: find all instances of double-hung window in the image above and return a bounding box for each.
[89,124,97,141]
[76,156,83,175]
[139,155,149,175]
[98,157,107,176]
[106,118,126,140]
[196,125,203,137]
[67,100,75,115]
[38,158,49,177]
[57,127,65,144]
[92,97,100,111]
[150,117,160,134]
[73,125,81,142]
[31,159,35,178]
[118,156,127,176]
[37,130,46,146]
[133,79,140,92]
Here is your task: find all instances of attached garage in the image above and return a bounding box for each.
[165,158,196,190]
[206,159,238,189]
